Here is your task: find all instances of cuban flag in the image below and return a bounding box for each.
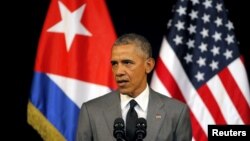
[27,0,117,140]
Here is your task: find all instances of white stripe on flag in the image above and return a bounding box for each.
[151,71,171,97]
[159,37,215,134]
[228,58,250,106]
[207,75,243,124]
[48,73,111,108]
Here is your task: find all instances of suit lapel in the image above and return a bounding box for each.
[145,89,166,141]
[103,91,122,138]
[101,89,166,141]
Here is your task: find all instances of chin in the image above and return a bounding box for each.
[119,89,130,95]
[121,93,133,97]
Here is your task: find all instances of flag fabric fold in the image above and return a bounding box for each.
[28,0,117,140]
[150,0,250,141]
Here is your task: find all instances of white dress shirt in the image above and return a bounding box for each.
[120,84,149,123]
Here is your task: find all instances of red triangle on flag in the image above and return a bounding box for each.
[35,0,117,89]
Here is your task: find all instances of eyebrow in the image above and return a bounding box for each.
[110,59,134,63]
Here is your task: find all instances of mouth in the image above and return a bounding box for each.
[116,80,129,87]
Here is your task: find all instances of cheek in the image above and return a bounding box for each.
[129,67,145,79]
[124,69,135,80]
[111,69,116,75]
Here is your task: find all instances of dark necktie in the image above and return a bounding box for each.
[126,100,138,141]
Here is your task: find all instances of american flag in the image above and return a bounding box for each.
[150,0,250,140]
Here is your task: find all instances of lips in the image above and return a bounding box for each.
[116,80,128,87]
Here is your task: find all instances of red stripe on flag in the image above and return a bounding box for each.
[219,67,250,124]
[155,58,185,102]
[155,58,207,140]
[197,85,227,124]
[190,112,208,141]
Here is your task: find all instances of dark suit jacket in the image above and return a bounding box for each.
[76,88,192,141]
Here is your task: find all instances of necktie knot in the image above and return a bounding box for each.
[129,100,137,109]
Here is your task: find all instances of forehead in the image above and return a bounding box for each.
[111,44,142,60]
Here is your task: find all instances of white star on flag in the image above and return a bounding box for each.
[176,6,186,16]
[202,14,210,23]
[47,1,92,51]
[211,46,220,56]
[195,71,205,82]
[175,21,185,31]
[225,34,234,45]
[209,60,219,71]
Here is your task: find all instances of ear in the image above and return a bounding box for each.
[145,58,155,74]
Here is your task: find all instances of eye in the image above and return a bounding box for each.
[111,61,117,66]
[122,59,134,65]
[123,60,131,64]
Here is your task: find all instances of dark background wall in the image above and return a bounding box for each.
[13,0,248,140]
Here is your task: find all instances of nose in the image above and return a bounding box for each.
[114,64,125,76]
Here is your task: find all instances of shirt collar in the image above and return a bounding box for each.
[120,84,149,112]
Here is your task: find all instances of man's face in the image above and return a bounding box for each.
[111,44,149,97]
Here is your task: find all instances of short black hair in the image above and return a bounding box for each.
[113,33,152,58]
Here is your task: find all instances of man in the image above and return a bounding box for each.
[76,33,192,141]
